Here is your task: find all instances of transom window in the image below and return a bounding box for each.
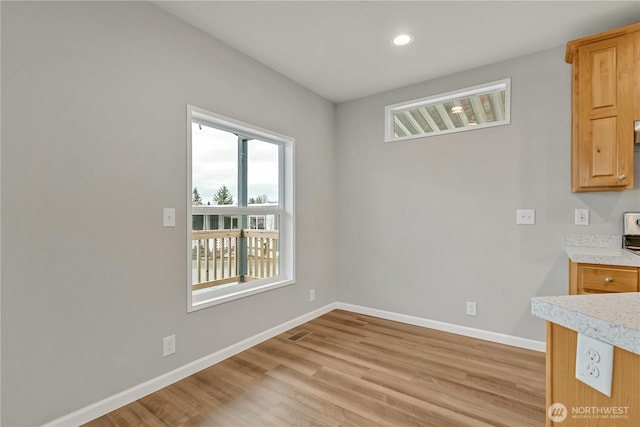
[187,105,295,311]
[385,78,511,142]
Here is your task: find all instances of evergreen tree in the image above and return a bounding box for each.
[254,194,269,204]
[192,187,203,206]
[213,185,234,205]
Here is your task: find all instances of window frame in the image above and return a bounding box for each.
[384,78,511,142]
[186,105,295,312]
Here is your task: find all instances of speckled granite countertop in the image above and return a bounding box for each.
[565,233,640,267]
[531,293,640,355]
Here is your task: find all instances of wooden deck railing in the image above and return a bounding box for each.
[192,229,279,290]
[192,230,240,290]
[244,230,279,280]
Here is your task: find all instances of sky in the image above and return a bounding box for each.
[192,123,279,205]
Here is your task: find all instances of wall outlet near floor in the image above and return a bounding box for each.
[466,301,477,316]
[309,288,316,302]
[163,335,176,357]
[516,209,535,225]
[575,333,613,396]
[575,208,590,226]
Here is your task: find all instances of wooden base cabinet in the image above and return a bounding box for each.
[546,322,640,426]
[566,22,640,192]
[568,260,640,295]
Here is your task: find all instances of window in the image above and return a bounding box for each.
[249,215,266,230]
[187,105,295,311]
[385,78,511,142]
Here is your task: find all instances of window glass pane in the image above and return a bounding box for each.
[386,79,510,141]
[191,228,240,289]
[393,90,506,137]
[247,139,279,206]
[192,123,238,206]
[192,214,204,231]
[245,215,279,280]
[191,215,279,289]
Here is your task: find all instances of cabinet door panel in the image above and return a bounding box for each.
[591,47,616,109]
[575,33,634,190]
[589,116,616,177]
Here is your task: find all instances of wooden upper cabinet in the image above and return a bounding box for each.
[566,22,640,192]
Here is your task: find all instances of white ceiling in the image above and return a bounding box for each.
[153,1,640,103]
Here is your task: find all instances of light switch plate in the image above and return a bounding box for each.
[163,208,176,227]
[516,209,535,225]
[576,333,613,397]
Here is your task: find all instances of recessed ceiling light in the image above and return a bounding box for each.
[392,33,414,47]
[451,106,463,114]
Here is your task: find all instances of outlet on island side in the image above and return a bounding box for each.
[309,288,316,302]
[575,333,613,396]
[466,301,477,316]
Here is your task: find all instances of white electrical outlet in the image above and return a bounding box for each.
[576,333,613,396]
[163,335,176,357]
[516,209,535,225]
[575,208,590,226]
[466,301,477,316]
[309,288,316,302]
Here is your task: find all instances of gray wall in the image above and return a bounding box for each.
[3,2,640,426]
[335,47,640,342]
[1,2,337,425]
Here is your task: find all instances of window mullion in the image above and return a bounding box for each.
[237,136,248,208]
[238,136,248,280]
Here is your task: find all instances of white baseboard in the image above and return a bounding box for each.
[42,301,543,426]
[336,302,546,353]
[41,303,338,427]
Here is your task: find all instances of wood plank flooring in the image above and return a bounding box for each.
[84,310,545,427]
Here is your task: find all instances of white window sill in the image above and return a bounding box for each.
[188,278,295,312]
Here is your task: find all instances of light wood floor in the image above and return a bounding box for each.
[85,310,545,427]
